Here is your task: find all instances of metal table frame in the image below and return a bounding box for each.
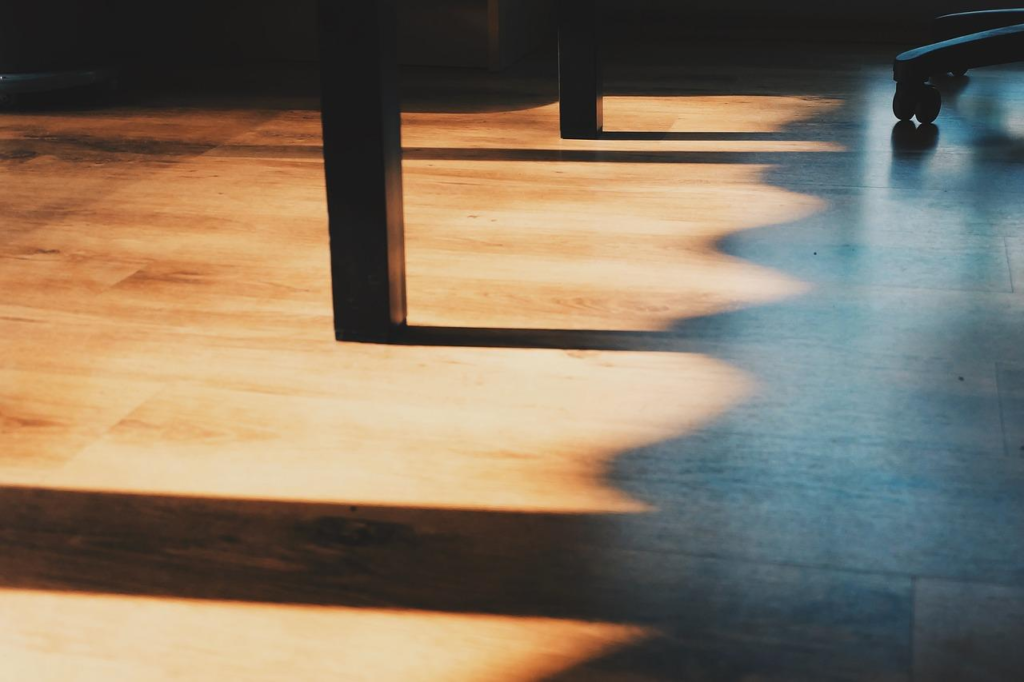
[319,0,601,342]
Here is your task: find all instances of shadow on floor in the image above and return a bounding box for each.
[7,41,1024,681]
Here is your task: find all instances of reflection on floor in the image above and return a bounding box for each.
[2,38,1024,681]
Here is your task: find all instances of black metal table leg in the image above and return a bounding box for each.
[558,0,603,139]
[318,0,407,342]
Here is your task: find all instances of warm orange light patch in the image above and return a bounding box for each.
[0,367,159,484]
[35,345,751,514]
[399,95,835,332]
[0,96,831,512]
[405,161,819,330]
[0,588,650,682]
[655,95,844,134]
[401,95,845,149]
[0,70,836,682]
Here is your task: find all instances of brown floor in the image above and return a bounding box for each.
[2,38,1024,681]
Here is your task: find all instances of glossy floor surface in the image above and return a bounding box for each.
[2,38,1024,681]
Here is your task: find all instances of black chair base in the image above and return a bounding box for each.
[892,9,1024,123]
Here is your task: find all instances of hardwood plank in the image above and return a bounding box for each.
[5,305,1010,585]
[1,155,327,267]
[914,579,1024,682]
[42,351,747,513]
[3,40,1024,681]
[36,357,1021,583]
[0,486,911,682]
[721,229,1013,294]
[597,431,1024,585]
[652,287,1024,366]
[0,253,143,308]
[0,588,643,682]
[0,367,158,480]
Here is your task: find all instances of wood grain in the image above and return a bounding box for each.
[2,38,1024,681]
[0,588,646,682]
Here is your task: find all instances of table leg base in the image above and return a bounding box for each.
[335,322,408,344]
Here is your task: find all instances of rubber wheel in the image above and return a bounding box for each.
[893,85,918,121]
[915,86,941,124]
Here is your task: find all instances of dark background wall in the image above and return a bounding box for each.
[116,0,513,68]
[153,0,551,70]
[610,0,1016,20]
[2,1,1020,75]
[137,0,1024,66]
[0,0,498,72]
[605,0,1024,38]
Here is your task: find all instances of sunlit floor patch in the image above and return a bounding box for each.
[0,588,649,682]
[37,347,752,514]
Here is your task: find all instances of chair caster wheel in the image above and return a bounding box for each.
[893,83,942,123]
[915,86,941,124]
[893,84,918,121]
[952,69,968,77]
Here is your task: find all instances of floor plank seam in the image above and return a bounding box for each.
[909,575,918,682]
[996,362,1012,459]
[1007,236,1016,294]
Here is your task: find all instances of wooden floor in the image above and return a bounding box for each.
[2,38,1024,681]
